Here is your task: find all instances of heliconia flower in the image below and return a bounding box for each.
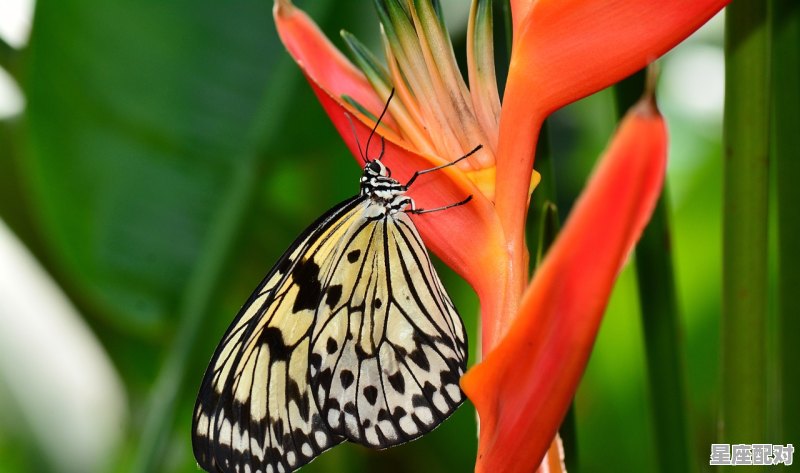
[273,0,729,471]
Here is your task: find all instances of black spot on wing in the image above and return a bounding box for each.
[363,385,378,405]
[421,381,437,400]
[259,327,290,362]
[325,284,343,307]
[310,353,322,371]
[408,347,430,371]
[277,257,293,275]
[317,368,333,392]
[440,367,461,386]
[324,397,340,413]
[393,345,407,360]
[411,394,428,408]
[377,408,391,423]
[291,259,322,312]
[387,371,405,394]
[392,406,407,420]
[340,370,355,389]
[326,337,338,355]
[347,249,361,263]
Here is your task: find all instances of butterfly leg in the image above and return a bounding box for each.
[408,194,473,215]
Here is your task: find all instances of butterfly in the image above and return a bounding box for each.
[192,94,480,473]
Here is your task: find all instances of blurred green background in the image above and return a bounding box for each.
[0,1,782,472]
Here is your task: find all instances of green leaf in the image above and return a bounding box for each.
[22,2,283,332]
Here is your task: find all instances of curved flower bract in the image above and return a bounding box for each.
[493,0,731,332]
[274,1,508,318]
[273,0,728,471]
[462,99,668,472]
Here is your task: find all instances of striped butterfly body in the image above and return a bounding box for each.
[192,149,476,473]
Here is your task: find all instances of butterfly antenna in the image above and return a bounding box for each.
[345,113,368,164]
[365,88,395,161]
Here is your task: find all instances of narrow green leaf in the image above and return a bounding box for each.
[374,0,425,93]
[528,120,557,271]
[722,0,770,457]
[771,0,800,447]
[535,201,559,268]
[636,192,692,472]
[500,0,512,63]
[341,30,392,90]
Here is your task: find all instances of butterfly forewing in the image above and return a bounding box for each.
[193,198,364,473]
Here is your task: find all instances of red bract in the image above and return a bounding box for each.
[274,0,728,471]
[463,99,668,472]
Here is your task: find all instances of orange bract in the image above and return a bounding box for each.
[273,0,728,471]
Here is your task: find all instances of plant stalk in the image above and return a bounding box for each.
[770,0,800,448]
[721,0,771,460]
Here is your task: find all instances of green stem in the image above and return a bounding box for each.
[722,0,770,457]
[771,0,800,448]
[130,57,298,473]
[615,70,692,473]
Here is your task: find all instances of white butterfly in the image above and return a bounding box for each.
[193,97,479,473]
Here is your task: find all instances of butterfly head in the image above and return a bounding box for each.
[361,159,402,191]
[364,159,389,178]
[359,159,411,217]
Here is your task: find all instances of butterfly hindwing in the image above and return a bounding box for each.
[309,211,467,448]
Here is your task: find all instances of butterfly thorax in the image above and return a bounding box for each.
[360,160,413,219]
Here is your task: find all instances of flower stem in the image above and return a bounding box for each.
[721,0,770,452]
[614,70,692,473]
[771,0,800,447]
